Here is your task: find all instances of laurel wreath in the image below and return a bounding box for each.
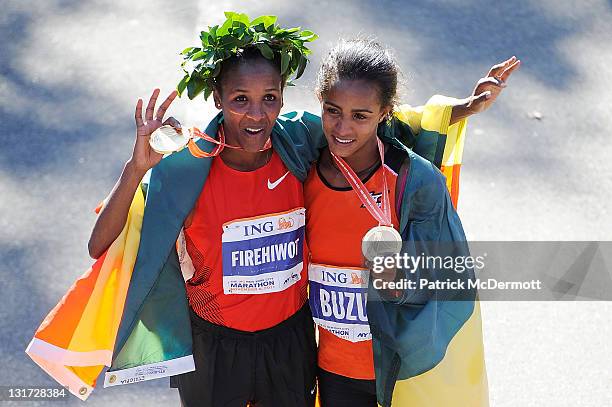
[177,12,318,100]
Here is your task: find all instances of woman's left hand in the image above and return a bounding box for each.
[466,56,521,114]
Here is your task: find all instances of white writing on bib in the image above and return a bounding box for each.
[309,263,371,342]
[222,208,305,294]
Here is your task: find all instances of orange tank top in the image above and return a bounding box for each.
[183,151,308,332]
[305,159,399,380]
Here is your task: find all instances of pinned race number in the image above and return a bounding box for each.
[309,263,371,342]
[221,208,305,295]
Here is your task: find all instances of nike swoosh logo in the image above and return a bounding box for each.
[267,171,290,190]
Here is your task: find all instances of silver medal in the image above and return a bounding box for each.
[362,225,403,261]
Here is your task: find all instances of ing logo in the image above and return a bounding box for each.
[351,273,364,285]
[278,217,295,230]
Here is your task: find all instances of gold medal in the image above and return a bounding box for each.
[150,125,273,157]
[362,225,403,261]
[149,125,191,154]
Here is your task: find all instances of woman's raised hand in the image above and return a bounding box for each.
[466,56,521,114]
[130,88,179,174]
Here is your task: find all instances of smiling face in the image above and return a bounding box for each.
[320,79,390,159]
[213,58,283,152]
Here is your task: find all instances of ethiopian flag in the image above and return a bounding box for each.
[25,187,148,400]
[372,96,488,407]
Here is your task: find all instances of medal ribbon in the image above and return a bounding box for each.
[185,125,273,158]
[330,138,392,227]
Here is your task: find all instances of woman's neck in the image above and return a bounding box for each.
[345,137,380,174]
[218,126,272,171]
[320,136,382,188]
[220,148,272,172]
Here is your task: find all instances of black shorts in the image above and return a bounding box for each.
[171,304,317,407]
[318,368,377,407]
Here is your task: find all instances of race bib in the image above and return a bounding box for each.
[309,263,371,342]
[222,208,305,295]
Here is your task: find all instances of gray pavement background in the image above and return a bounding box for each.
[1,0,611,405]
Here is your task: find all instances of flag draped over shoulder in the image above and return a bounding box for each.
[25,188,145,400]
[374,97,488,407]
[395,94,466,207]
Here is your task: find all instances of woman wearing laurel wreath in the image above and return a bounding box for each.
[26,11,514,406]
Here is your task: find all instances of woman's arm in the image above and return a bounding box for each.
[394,56,520,140]
[88,89,179,259]
[88,162,147,259]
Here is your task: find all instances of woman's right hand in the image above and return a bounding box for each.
[130,88,179,174]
